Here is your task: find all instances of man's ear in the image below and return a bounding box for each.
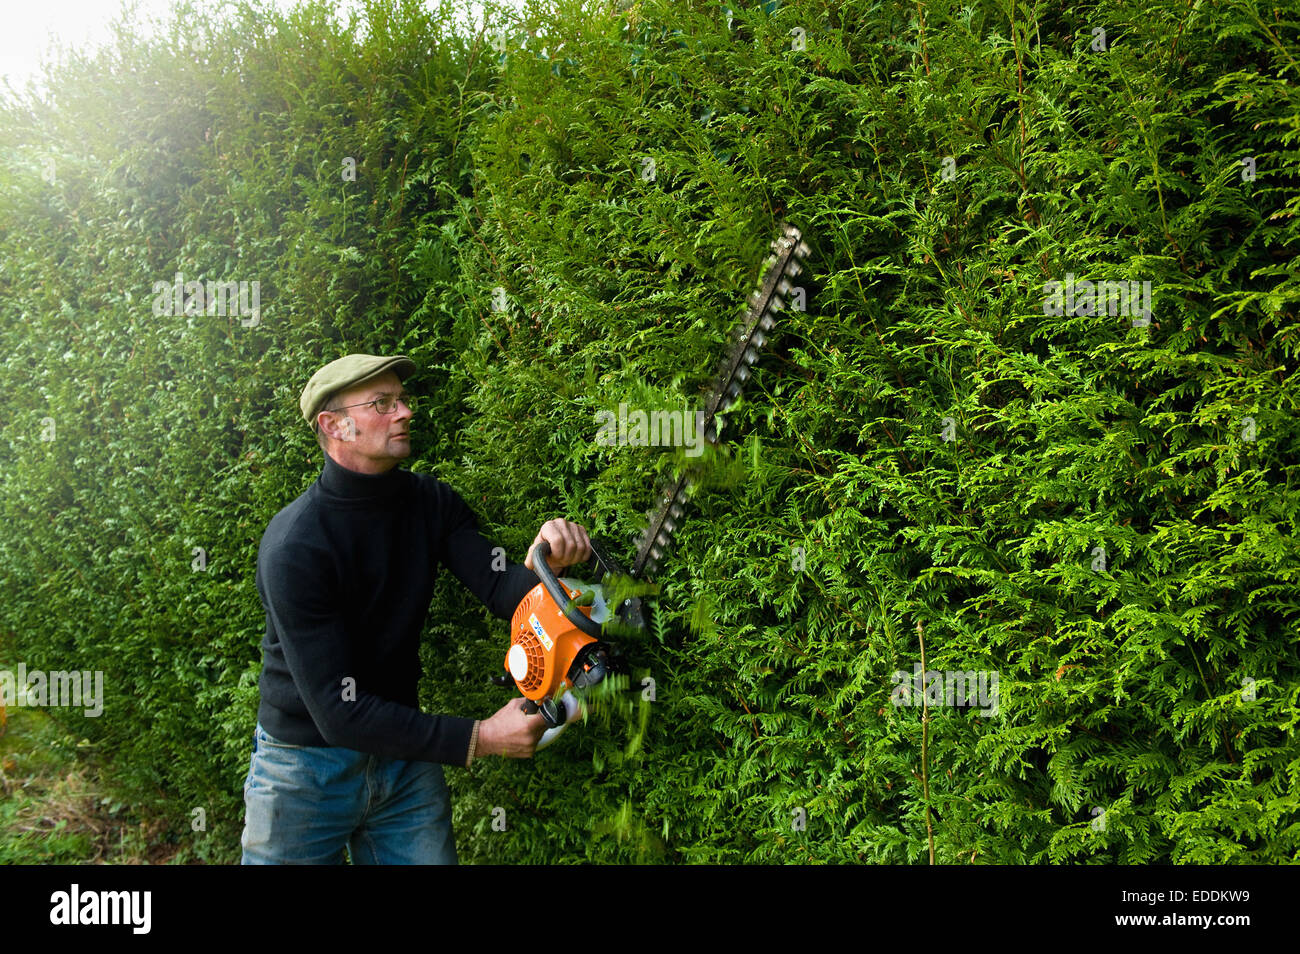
[317,410,356,443]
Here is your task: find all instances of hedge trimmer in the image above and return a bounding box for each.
[492,222,811,749]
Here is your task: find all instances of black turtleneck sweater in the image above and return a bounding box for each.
[254,453,539,766]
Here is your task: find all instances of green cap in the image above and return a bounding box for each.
[300,353,417,430]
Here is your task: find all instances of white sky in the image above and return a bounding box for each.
[0,0,528,97]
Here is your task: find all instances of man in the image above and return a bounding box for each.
[241,353,591,864]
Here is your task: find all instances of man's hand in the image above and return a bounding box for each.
[476,698,548,758]
[525,518,592,575]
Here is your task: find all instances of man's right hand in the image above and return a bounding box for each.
[476,698,549,758]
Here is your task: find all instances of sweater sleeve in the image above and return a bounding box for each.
[432,482,540,619]
[258,541,476,765]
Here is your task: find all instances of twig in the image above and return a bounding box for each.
[918,619,935,864]
[732,683,761,740]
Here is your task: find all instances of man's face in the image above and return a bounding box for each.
[318,370,413,473]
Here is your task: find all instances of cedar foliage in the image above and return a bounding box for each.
[0,0,1296,863]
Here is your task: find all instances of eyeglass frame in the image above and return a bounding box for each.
[323,391,417,416]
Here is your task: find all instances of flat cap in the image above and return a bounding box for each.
[300,353,416,429]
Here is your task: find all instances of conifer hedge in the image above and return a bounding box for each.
[0,0,1296,863]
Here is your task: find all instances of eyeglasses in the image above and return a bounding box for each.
[326,393,417,415]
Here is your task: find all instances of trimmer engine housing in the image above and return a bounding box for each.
[506,577,612,706]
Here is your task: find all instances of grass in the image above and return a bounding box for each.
[0,699,197,864]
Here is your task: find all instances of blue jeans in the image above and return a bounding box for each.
[240,723,457,864]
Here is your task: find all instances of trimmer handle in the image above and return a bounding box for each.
[519,696,562,728]
[531,539,603,638]
[519,693,580,750]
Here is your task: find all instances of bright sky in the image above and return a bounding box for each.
[0,0,527,97]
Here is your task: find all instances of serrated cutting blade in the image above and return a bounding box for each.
[631,221,810,579]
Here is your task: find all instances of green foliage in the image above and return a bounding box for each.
[1,0,1297,863]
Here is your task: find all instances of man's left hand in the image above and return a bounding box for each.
[525,519,592,575]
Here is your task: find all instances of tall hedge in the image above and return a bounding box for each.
[0,0,1296,864]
